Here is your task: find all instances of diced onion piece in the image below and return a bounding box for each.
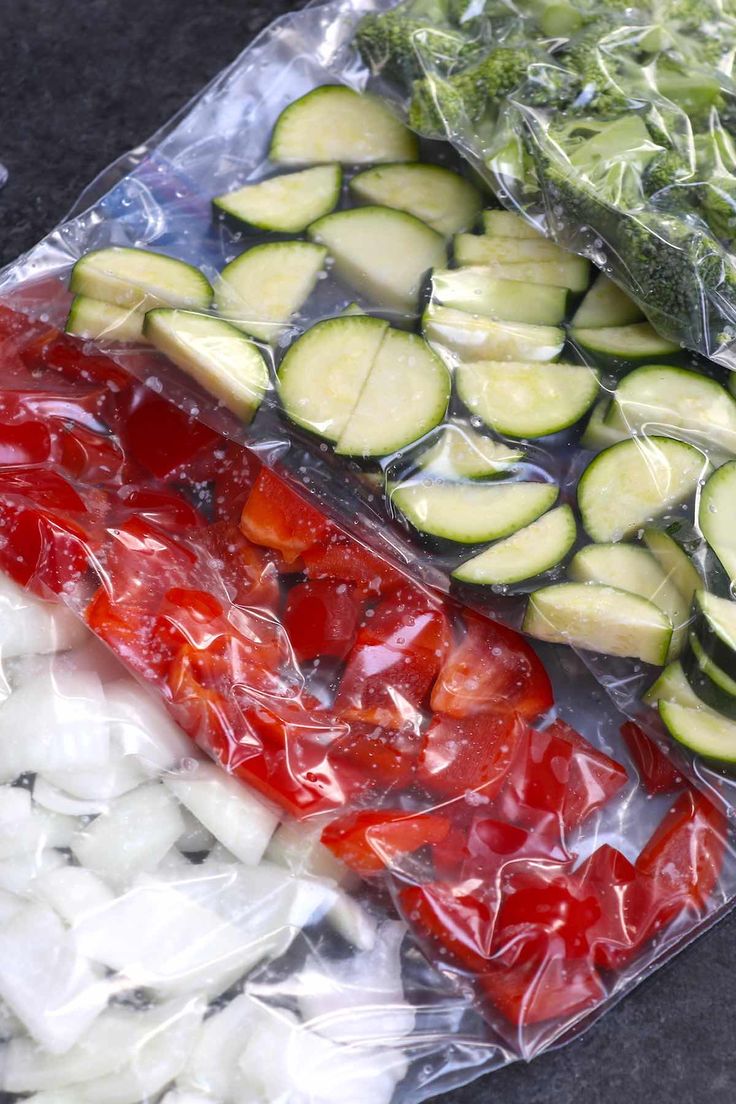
[31,778,109,818]
[71,783,185,888]
[179,992,258,1100]
[164,762,279,866]
[0,574,85,659]
[266,820,350,883]
[34,866,115,926]
[104,678,194,773]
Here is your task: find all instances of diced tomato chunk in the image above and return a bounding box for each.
[430,611,553,721]
[322,810,449,875]
[418,712,522,800]
[240,469,333,563]
[283,579,364,662]
[621,721,683,796]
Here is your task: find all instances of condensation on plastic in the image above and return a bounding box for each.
[0,1,733,1100]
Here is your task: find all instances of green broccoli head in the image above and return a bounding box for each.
[701,177,736,242]
[355,11,479,83]
[642,149,693,198]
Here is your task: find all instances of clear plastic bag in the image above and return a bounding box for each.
[0,0,735,1100]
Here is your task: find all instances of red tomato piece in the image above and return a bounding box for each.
[322,810,450,876]
[418,712,522,800]
[283,579,364,662]
[430,611,553,721]
[398,880,499,973]
[302,534,405,596]
[240,469,332,563]
[546,719,629,829]
[123,394,220,479]
[202,522,281,609]
[480,946,605,1027]
[636,789,727,925]
[621,721,683,796]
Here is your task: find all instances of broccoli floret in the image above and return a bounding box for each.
[642,149,692,198]
[701,177,736,242]
[355,11,479,83]
[556,16,635,113]
[407,43,579,136]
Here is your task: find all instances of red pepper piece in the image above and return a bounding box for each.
[418,712,522,800]
[202,521,281,609]
[302,533,405,596]
[574,845,650,969]
[322,810,450,876]
[240,469,332,563]
[398,880,499,974]
[480,946,605,1027]
[492,867,602,966]
[123,394,220,479]
[547,719,629,829]
[430,610,553,721]
[621,721,683,796]
[283,579,364,662]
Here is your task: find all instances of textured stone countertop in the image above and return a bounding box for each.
[0,2,735,1100]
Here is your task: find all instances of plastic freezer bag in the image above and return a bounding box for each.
[0,304,731,1104]
[2,0,736,812]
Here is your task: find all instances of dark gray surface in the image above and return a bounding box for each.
[0,1,735,1100]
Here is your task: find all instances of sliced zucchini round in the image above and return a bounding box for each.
[69,247,213,312]
[213,165,342,234]
[66,296,144,343]
[214,241,326,344]
[698,460,736,585]
[568,542,689,660]
[643,660,705,710]
[453,235,590,290]
[269,86,418,165]
[643,528,703,608]
[309,207,447,315]
[577,436,709,543]
[278,316,388,441]
[349,164,482,236]
[570,322,680,364]
[692,590,736,679]
[579,399,630,451]
[143,309,269,424]
[604,364,736,455]
[682,631,736,718]
[659,699,736,762]
[389,479,558,543]
[431,268,569,326]
[335,329,450,457]
[423,305,565,363]
[571,273,643,329]
[523,582,673,665]
[418,424,523,480]
[456,360,598,438]
[452,505,576,585]
[481,210,545,240]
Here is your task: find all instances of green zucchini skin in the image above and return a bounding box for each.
[692,590,736,681]
[682,631,736,719]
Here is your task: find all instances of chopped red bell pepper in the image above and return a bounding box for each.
[480,945,605,1027]
[322,809,450,875]
[546,719,629,829]
[240,468,332,563]
[302,533,406,596]
[418,712,522,800]
[621,721,683,796]
[283,578,364,662]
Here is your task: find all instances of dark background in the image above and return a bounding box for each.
[0,2,734,1100]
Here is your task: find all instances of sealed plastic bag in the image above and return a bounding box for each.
[0,0,736,1099]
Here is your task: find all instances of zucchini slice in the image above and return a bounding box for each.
[213,165,342,234]
[644,660,705,709]
[683,631,736,717]
[571,273,643,328]
[143,310,269,424]
[309,207,447,314]
[214,241,326,343]
[389,479,558,543]
[523,582,673,665]
[452,505,576,585]
[577,437,709,543]
[418,424,524,479]
[692,590,736,678]
[659,699,736,762]
[481,210,546,239]
[456,360,598,438]
[698,460,736,584]
[349,164,482,236]
[66,296,144,343]
[570,322,680,363]
[69,247,213,312]
[269,86,418,165]
[458,236,572,265]
[453,235,590,290]
[604,364,736,454]
[579,399,630,450]
[278,316,388,441]
[643,527,703,607]
[423,305,565,363]
[431,268,568,325]
[335,330,450,457]
[568,542,689,659]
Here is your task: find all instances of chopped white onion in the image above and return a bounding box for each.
[0,849,66,897]
[34,865,116,926]
[164,762,279,866]
[0,903,110,1053]
[71,782,185,888]
[0,668,109,782]
[327,891,377,952]
[0,574,86,660]
[176,806,217,855]
[265,820,350,884]
[179,992,258,1099]
[31,778,109,818]
[105,678,194,773]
